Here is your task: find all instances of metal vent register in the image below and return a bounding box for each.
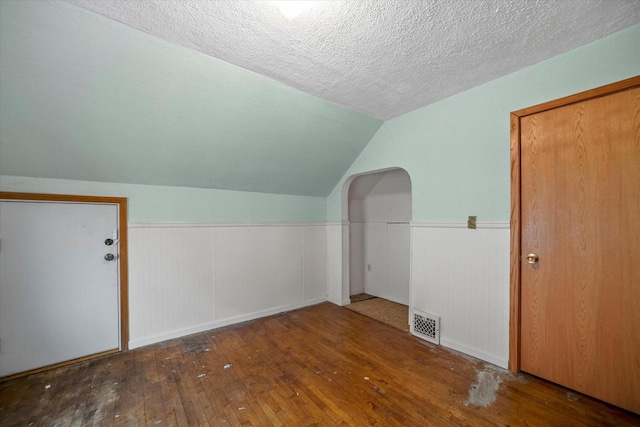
[412,310,440,345]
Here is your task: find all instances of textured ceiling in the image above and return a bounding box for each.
[66,0,640,120]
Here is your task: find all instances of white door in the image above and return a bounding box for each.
[0,201,120,377]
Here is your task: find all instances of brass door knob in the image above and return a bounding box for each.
[525,253,539,264]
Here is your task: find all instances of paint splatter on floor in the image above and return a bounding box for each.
[465,365,509,407]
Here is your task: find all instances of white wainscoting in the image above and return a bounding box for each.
[326,223,348,305]
[348,222,365,296]
[410,221,510,368]
[128,223,327,348]
[363,222,410,305]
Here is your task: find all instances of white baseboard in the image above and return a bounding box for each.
[326,296,353,307]
[129,297,327,349]
[327,296,342,306]
[439,338,508,369]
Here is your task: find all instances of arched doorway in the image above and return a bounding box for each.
[341,168,412,326]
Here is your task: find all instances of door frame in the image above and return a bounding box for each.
[0,192,129,378]
[509,75,640,372]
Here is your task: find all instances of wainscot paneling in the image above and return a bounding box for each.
[128,223,328,348]
[363,222,410,305]
[410,222,510,368]
[326,222,348,305]
[348,222,365,296]
[303,226,328,301]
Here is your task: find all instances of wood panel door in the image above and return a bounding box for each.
[517,81,639,413]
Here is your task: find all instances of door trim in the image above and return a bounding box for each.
[0,192,129,376]
[509,75,640,372]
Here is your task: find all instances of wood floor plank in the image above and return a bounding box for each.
[253,311,426,425]
[113,350,145,426]
[237,319,342,425]
[191,334,250,426]
[83,361,116,426]
[151,343,180,426]
[49,363,87,426]
[175,350,211,425]
[28,364,69,426]
[110,350,135,425]
[1,302,639,426]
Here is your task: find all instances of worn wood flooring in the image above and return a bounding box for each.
[348,293,375,303]
[1,303,638,426]
[345,298,409,332]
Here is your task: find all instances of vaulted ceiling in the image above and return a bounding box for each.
[66,0,640,120]
[1,1,638,197]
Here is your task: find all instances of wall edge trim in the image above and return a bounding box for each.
[128,221,329,228]
[410,221,510,229]
[440,338,508,369]
[327,296,351,306]
[129,297,328,349]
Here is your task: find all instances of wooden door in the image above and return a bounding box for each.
[515,80,639,413]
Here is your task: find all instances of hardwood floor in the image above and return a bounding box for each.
[345,298,409,332]
[1,302,638,426]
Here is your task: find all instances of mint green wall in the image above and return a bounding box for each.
[327,24,640,221]
[0,1,381,198]
[0,176,326,223]
[2,0,638,223]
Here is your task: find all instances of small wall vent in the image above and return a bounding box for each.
[412,309,440,345]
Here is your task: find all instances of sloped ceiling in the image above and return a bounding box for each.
[348,172,385,201]
[1,1,639,198]
[67,0,640,120]
[0,0,382,197]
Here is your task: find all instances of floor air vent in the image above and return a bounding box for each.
[412,309,440,345]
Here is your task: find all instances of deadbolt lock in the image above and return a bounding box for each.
[105,238,114,246]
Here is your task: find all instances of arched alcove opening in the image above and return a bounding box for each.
[341,168,412,317]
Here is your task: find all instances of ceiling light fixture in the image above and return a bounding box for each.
[272,1,316,21]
